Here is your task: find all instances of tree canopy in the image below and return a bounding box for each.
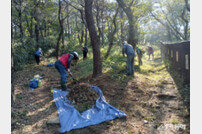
[12,0,190,71]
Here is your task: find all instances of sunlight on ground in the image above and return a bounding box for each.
[12,46,189,134]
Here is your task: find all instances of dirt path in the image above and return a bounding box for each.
[12,56,189,134]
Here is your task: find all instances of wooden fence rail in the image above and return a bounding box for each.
[161,41,190,84]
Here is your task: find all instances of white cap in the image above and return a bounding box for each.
[73,51,79,57]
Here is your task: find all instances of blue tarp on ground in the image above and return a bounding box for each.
[29,78,39,90]
[47,63,55,67]
[53,85,127,133]
[29,75,43,90]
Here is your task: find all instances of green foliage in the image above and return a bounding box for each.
[12,0,189,72]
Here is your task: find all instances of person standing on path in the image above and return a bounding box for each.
[54,52,79,91]
[135,46,144,66]
[122,41,135,75]
[81,45,88,60]
[34,48,43,65]
[147,46,154,60]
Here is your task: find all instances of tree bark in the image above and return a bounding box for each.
[181,5,189,40]
[101,8,104,46]
[184,0,190,12]
[120,9,124,42]
[33,0,40,48]
[116,0,137,47]
[35,22,39,47]
[85,27,88,46]
[105,7,119,58]
[11,8,15,107]
[18,8,23,44]
[81,25,84,46]
[85,0,102,78]
[95,2,101,43]
[56,0,63,59]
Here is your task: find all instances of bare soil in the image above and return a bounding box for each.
[11,57,190,134]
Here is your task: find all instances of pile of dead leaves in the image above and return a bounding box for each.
[67,83,99,113]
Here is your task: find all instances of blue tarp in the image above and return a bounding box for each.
[29,76,43,90]
[29,78,39,90]
[47,63,55,67]
[53,85,127,133]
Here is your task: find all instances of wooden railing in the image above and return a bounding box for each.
[161,41,190,84]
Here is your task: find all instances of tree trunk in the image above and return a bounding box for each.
[85,27,88,46]
[181,5,189,40]
[33,0,40,48]
[116,0,136,47]
[81,27,84,46]
[85,0,102,78]
[39,25,44,41]
[95,4,101,43]
[19,10,24,44]
[35,22,39,47]
[44,19,47,37]
[105,7,119,58]
[100,4,104,47]
[30,17,33,38]
[80,23,84,46]
[67,18,70,40]
[120,9,124,42]
[62,32,65,48]
[11,13,15,107]
[56,0,63,59]
[184,0,190,12]
[25,15,33,38]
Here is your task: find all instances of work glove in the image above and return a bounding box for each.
[67,69,72,77]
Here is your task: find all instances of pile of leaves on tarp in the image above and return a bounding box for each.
[67,83,99,113]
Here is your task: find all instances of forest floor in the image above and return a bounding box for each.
[11,49,190,134]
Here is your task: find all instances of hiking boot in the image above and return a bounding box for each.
[61,82,67,91]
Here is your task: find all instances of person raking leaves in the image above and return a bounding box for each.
[135,46,145,66]
[122,41,135,75]
[34,48,43,65]
[54,52,79,91]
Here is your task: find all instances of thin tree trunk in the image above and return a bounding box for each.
[85,0,102,78]
[19,11,23,44]
[105,7,119,58]
[85,26,88,46]
[56,0,63,59]
[33,0,40,48]
[116,0,136,47]
[95,4,101,43]
[80,22,84,46]
[44,19,47,37]
[11,10,15,107]
[25,15,33,38]
[30,17,33,38]
[35,22,39,47]
[181,6,189,40]
[100,4,104,46]
[184,0,190,12]
[120,9,124,42]
[62,32,65,48]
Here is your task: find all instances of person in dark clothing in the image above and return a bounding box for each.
[135,46,144,66]
[54,51,79,91]
[34,48,42,65]
[81,45,88,60]
[122,41,135,75]
[147,46,154,60]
